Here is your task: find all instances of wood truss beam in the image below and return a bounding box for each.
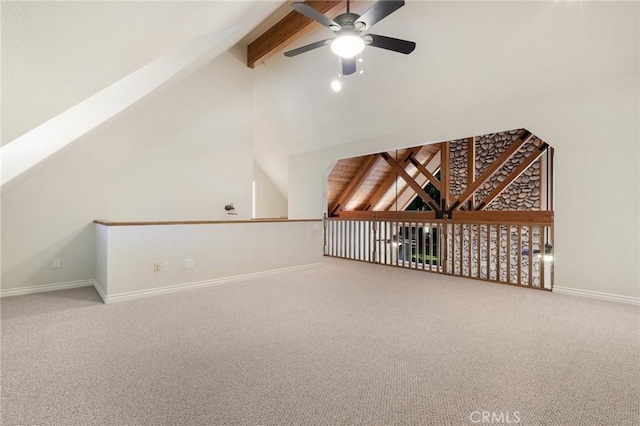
[440,141,451,211]
[387,146,441,211]
[408,157,441,191]
[329,154,379,216]
[247,1,345,68]
[451,130,533,211]
[467,137,476,209]
[476,143,549,210]
[379,152,440,211]
[392,144,440,210]
[364,147,422,211]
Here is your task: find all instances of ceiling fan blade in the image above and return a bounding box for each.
[292,2,340,29]
[284,39,331,57]
[366,34,416,54]
[342,57,357,76]
[355,0,405,30]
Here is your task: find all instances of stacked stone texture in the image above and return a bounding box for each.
[449,223,543,287]
[449,130,541,211]
[447,129,545,287]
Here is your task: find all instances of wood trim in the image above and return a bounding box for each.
[335,210,436,221]
[517,225,522,285]
[94,219,320,226]
[391,146,441,211]
[329,154,379,216]
[408,157,441,191]
[247,1,345,68]
[496,224,501,282]
[451,130,533,210]
[549,147,555,211]
[507,225,511,284]
[467,137,476,209]
[476,224,481,279]
[476,143,548,210]
[441,141,451,210]
[333,210,552,224]
[364,147,422,210]
[451,210,553,225]
[380,152,440,211]
[528,225,533,286]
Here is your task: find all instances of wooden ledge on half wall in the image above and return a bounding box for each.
[93,218,321,227]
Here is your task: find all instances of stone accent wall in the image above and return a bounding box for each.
[449,223,545,288]
[446,129,548,287]
[449,130,542,211]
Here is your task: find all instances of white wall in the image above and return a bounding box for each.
[249,1,639,300]
[253,2,639,202]
[253,163,287,218]
[96,220,323,302]
[1,52,254,292]
[288,77,640,299]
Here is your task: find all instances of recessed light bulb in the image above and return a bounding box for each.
[330,79,342,92]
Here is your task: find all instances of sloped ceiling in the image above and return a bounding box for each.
[1,0,284,144]
[252,1,639,196]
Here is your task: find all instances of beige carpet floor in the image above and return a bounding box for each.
[1,258,638,425]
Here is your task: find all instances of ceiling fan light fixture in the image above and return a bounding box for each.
[331,34,365,59]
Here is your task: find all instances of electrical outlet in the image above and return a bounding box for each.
[52,258,62,269]
[162,261,169,272]
[184,258,195,269]
[153,263,162,273]
[288,248,294,257]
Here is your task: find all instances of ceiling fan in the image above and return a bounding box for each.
[283,0,416,76]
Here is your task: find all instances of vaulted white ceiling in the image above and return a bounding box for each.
[1,0,283,144]
[2,1,638,196]
[252,1,639,195]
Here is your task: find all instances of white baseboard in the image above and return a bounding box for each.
[93,280,107,304]
[102,263,323,304]
[0,279,95,298]
[553,286,640,306]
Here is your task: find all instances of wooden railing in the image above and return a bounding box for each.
[324,212,554,290]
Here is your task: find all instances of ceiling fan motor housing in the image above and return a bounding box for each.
[334,13,361,31]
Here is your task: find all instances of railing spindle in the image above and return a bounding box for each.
[517,225,522,286]
[550,224,555,289]
[540,226,546,289]
[528,225,533,286]
[496,224,501,282]
[506,225,511,284]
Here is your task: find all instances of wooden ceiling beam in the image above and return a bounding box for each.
[247,1,345,68]
[380,152,441,211]
[408,156,441,191]
[363,147,422,211]
[440,141,451,211]
[476,143,548,210]
[328,154,380,216]
[467,137,476,210]
[451,130,533,211]
[391,146,441,211]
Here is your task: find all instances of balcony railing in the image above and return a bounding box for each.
[324,212,554,290]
